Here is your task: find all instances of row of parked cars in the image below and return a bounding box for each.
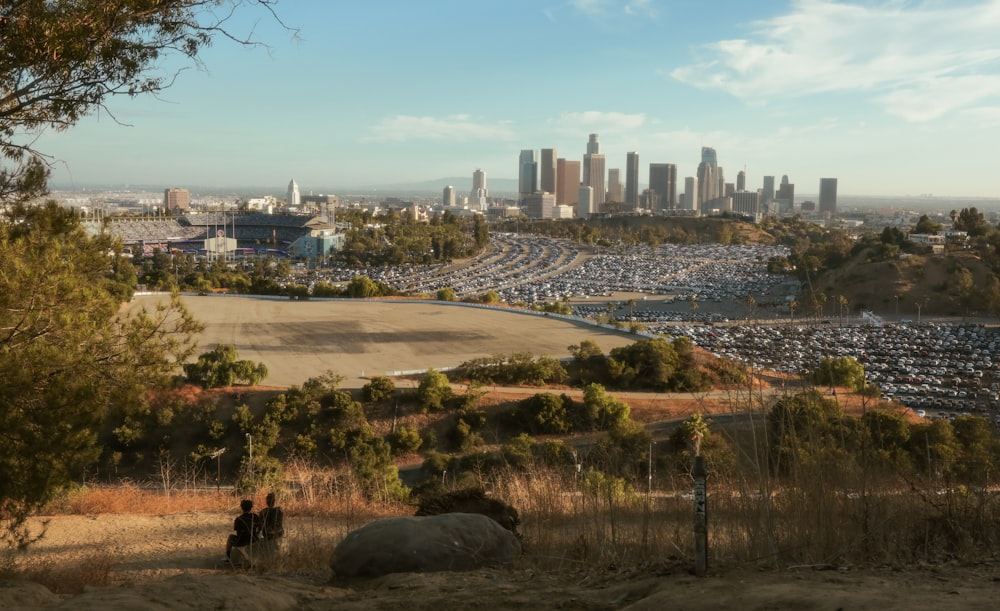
[657,321,1000,417]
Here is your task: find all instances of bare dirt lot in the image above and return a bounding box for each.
[135,295,640,389]
[8,512,998,610]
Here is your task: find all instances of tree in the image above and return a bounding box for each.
[183,344,267,388]
[811,357,866,392]
[913,214,943,234]
[1,0,291,204]
[581,383,631,432]
[435,287,457,301]
[1,204,203,548]
[953,207,990,237]
[362,376,396,403]
[509,393,574,435]
[417,369,453,411]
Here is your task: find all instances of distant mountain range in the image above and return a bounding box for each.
[50,177,521,199]
[336,177,519,197]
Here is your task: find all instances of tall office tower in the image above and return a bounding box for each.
[607,168,624,204]
[732,190,760,218]
[684,176,698,211]
[736,170,746,192]
[582,133,599,184]
[472,168,488,196]
[725,183,735,197]
[540,148,557,196]
[648,163,677,211]
[471,168,489,210]
[696,146,718,207]
[776,175,795,212]
[585,153,606,209]
[762,175,775,206]
[717,167,726,202]
[587,133,600,155]
[578,185,594,218]
[442,185,456,207]
[163,187,190,213]
[518,149,537,203]
[625,152,640,210]
[819,178,838,214]
[556,158,580,206]
[696,162,716,206]
[286,180,300,208]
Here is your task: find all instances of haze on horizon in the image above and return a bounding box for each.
[33,1,1000,199]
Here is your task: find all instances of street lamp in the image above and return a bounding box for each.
[210,447,226,491]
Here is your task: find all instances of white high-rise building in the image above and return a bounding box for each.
[471,168,489,211]
[578,185,594,218]
[442,185,456,207]
[684,176,698,211]
[287,179,300,208]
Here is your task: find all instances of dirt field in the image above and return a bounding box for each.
[134,295,640,389]
[9,512,998,610]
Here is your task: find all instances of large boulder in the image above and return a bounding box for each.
[330,513,521,579]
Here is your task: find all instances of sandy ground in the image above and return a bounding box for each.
[135,295,641,389]
[7,512,999,610]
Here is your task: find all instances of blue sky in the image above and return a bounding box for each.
[35,0,1000,197]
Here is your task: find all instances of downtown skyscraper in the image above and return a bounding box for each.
[625,151,640,211]
[518,149,537,203]
[557,158,580,207]
[648,163,677,211]
[582,134,605,210]
[696,146,718,207]
[819,178,838,214]
[540,148,557,197]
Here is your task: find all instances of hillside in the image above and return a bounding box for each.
[810,249,996,320]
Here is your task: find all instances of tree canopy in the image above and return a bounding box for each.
[1,0,288,204]
[0,204,202,547]
[0,0,287,548]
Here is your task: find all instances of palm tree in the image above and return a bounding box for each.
[745,295,757,324]
[627,298,637,320]
[789,299,799,325]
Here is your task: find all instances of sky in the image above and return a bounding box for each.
[33,0,1000,198]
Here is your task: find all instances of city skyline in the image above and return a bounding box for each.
[30,1,1000,198]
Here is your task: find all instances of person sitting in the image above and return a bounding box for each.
[223,499,261,564]
[259,492,284,541]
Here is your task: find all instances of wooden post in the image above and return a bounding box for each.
[693,455,708,576]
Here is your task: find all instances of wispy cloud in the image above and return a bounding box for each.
[364,115,517,143]
[670,0,1000,122]
[569,0,657,18]
[553,110,647,133]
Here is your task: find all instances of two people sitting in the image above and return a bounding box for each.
[223,493,284,564]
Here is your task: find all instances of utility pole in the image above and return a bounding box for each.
[693,454,708,576]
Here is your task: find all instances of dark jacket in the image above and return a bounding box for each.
[232,511,261,547]
[259,506,284,539]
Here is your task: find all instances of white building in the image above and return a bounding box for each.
[287,179,301,209]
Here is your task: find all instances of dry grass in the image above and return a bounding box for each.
[2,551,117,595]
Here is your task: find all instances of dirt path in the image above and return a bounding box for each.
[8,512,998,610]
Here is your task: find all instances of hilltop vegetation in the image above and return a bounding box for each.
[760,211,1000,319]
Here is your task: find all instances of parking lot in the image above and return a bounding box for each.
[295,234,998,420]
[661,321,1000,420]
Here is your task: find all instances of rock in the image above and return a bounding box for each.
[330,513,522,579]
[415,488,521,536]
